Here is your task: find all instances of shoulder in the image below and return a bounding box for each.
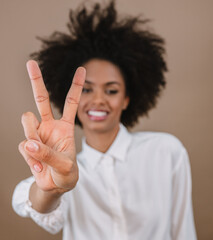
[129,130,186,153]
[128,131,189,172]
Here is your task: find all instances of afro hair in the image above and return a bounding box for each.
[31,0,167,127]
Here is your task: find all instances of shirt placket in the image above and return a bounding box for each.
[102,155,128,240]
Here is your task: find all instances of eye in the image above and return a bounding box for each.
[82,87,92,93]
[105,89,118,95]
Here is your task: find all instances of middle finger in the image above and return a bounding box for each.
[61,67,86,124]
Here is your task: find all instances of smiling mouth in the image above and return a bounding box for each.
[87,110,109,120]
[88,110,108,117]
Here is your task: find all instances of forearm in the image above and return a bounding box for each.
[29,182,64,213]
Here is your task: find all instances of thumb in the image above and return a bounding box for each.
[24,140,74,174]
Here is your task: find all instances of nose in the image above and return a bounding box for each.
[91,90,106,105]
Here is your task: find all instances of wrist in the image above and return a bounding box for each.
[29,182,65,213]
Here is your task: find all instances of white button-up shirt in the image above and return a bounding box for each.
[12,124,197,240]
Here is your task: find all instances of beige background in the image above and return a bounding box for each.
[1,0,212,239]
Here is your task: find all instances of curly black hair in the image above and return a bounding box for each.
[31,0,167,127]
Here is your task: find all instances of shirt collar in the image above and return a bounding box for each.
[80,124,132,170]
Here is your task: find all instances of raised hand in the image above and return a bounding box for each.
[19,60,86,194]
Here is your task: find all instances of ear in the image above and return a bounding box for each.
[122,96,130,110]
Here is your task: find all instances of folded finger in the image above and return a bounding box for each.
[21,112,41,141]
[19,140,43,173]
[26,60,53,121]
[24,140,74,174]
[61,67,86,124]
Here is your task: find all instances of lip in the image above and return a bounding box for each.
[87,109,109,121]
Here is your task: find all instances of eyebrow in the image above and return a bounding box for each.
[85,80,121,86]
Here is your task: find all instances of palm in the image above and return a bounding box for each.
[38,120,74,151]
[21,60,85,192]
[34,119,75,190]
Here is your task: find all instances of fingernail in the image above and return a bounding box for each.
[25,141,39,152]
[78,67,86,76]
[33,164,41,173]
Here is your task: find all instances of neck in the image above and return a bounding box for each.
[84,125,120,153]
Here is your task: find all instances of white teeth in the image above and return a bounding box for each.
[88,111,107,117]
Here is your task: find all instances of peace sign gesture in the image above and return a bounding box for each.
[18,60,86,208]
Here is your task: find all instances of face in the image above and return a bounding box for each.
[77,59,129,134]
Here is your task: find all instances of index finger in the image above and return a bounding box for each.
[61,67,86,124]
[26,60,53,121]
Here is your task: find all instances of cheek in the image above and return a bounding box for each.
[110,96,127,111]
[77,98,86,119]
[78,96,87,110]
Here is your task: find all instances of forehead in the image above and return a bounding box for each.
[83,59,125,86]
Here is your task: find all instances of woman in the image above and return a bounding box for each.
[12,1,197,239]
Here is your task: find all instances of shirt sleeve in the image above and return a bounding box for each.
[171,148,197,240]
[12,176,64,234]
